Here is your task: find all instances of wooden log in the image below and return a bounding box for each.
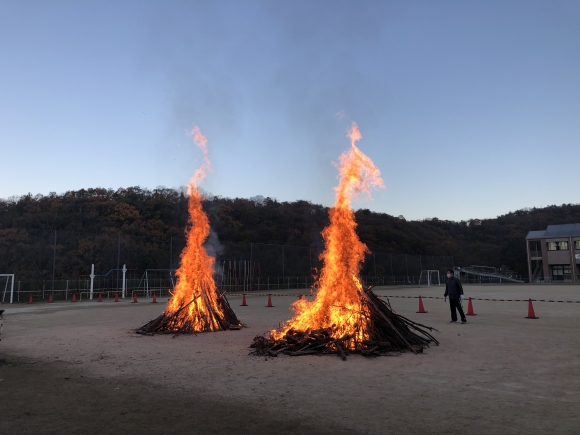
[336,343,347,361]
[361,346,379,356]
[288,350,318,356]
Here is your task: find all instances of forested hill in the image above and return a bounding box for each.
[1,186,579,277]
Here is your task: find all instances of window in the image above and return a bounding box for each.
[547,241,569,251]
[529,241,542,258]
[552,265,572,281]
[575,240,580,250]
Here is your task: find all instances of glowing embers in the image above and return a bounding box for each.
[137,127,241,334]
[251,122,438,357]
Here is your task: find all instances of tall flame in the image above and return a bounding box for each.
[274,122,384,342]
[164,126,226,331]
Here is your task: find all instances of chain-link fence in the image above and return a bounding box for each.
[0,229,454,302]
[361,252,455,286]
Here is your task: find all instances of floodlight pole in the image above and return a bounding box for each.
[89,263,95,300]
[10,275,14,304]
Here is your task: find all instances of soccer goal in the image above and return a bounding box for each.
[418,270,440,287]
[0,274,15,304]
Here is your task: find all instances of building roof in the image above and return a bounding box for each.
[526,223,580,239]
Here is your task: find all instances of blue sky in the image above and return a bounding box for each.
[1,0,578,221]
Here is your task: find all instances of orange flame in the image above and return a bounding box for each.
[274,122,384,343]
[163,126,226,331]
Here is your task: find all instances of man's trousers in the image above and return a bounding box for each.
[449,298,466,322]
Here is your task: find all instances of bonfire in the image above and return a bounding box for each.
[137,127,241,334]
[250,122,438,358]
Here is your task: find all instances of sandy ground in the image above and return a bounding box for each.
[1,284,580,434]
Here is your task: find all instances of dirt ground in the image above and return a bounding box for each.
[1,284,580,434]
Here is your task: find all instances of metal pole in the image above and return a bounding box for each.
[117,234,121,291]
[250,243,253,291]
[51,230,57,293]
[122,264,127,298]
[90,263,94,300]
[569,237,576,283]
[145,270,149,298]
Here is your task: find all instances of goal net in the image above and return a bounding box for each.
[418,270,440,288]
[0,274,15,304]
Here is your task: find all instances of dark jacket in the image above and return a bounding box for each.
[444,276,464,299]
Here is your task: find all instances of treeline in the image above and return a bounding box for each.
[0,186,579,281]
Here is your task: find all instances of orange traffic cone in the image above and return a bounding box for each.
[525,298,539,319]
[152,293,157,303]
[28,295,33,304]
[416,296,428,313]
[71,294,77,303]
[48,294,53,303]
[466,297,477,316]
[114,293,119,302]
[240,294,247,306]
[266,294,274,307]
[132,292,138,303]
[97,293,103,302]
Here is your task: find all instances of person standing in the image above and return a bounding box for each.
[444,269,466,323]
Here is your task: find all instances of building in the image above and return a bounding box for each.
[526,224,580,283]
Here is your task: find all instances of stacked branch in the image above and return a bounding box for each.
[250,287,438,359]
[136,292,241,335]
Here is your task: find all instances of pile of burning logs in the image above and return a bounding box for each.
[250,287,438,360]
[136,293,241,335]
